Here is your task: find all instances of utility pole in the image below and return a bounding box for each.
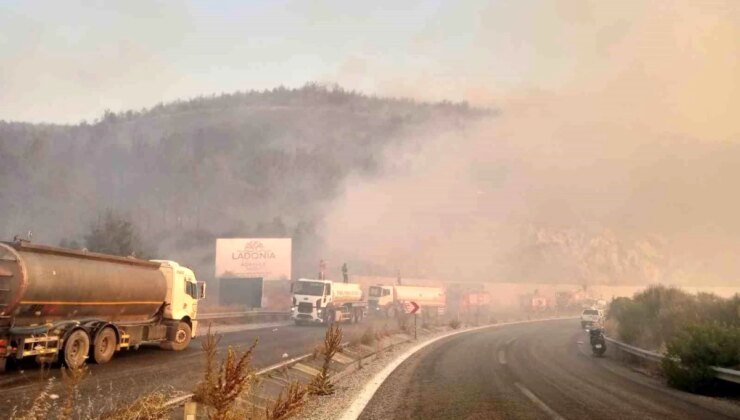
[342,263,348,283]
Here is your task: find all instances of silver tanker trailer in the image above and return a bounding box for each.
[0,240,205,371]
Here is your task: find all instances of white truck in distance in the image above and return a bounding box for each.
[581,308,603,328]
[290,278,367,325]
[368,285,446,318]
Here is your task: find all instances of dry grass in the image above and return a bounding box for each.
[264,381,308,420]
[311,343,324,361]
[309,323,343,396]
[448,319,461,330]
[194,326,259,420]
[59,363,89,419]
[13,360,91,420]
[100,392,171,420]
[13,378,54,420]
[11,352,177,420]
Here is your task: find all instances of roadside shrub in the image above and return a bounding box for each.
[663,324,740,393]
[60,363,89,419]
[608,286,739,350]
[396,313,410,333]
[309,323,343,395]
[265,381,307,420]
[193,327,258,420]
[360,326,376,346]
[607,297,647,345]
[448,319,461,330]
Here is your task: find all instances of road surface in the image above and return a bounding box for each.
[0,321,371,414]
[360,319,740,420]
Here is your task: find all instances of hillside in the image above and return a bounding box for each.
[0,84,487,279]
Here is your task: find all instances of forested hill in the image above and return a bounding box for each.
[0,84,488,278]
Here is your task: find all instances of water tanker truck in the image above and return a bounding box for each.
[368,285,446,318]
[290,278,367,325]
[0,240,205,371]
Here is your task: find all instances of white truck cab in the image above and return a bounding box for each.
[368,285,394,313]
[152,260,206,338]
[291,278,366,325]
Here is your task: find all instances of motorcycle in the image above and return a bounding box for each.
[589,327,607,356]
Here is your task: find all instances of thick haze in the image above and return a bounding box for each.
[1,1,740,286]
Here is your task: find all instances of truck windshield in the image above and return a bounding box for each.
[293,281,325,296]
[369,286,382,297]
[583,309,599,315]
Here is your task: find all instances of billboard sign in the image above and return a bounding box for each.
[215,238,292,280]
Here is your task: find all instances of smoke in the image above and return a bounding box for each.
[323,1,740,285]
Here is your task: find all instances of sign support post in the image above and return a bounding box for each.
[403,300,420,340]
[414,313,417,340]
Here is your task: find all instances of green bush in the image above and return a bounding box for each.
[662,324,740,392]
[608,297,647,345]
[608,287,740,393]
[607,285,739,349]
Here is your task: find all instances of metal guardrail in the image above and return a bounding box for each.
[197,311,290,321]
[713,367,740,384]
[605,336,740,385]
[604,337,665,363]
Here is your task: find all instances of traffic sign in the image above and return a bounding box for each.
[403,301,420,314]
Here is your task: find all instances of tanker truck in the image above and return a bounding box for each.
[290,278,367,325]
[368,285,446,318]
[0,240,205,372]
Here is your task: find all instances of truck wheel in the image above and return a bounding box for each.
[93,327,117,364]
[161,322,192,351]
[64,330,90,369]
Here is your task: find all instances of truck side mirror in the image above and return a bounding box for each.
[198,281,207,299]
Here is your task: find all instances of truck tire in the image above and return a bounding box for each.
[63,329,90,369]
[93,327,117,364]
[161,322,192,351]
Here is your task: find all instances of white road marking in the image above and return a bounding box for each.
[339,317,577,420]
[498,349,507,365]
[515,382,567,420]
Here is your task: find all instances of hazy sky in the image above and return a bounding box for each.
[1,0,739,132]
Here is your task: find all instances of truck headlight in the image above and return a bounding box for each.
[317,309,323,315]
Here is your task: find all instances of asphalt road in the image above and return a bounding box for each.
[0,320,372,415]
[360,319,740,420]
